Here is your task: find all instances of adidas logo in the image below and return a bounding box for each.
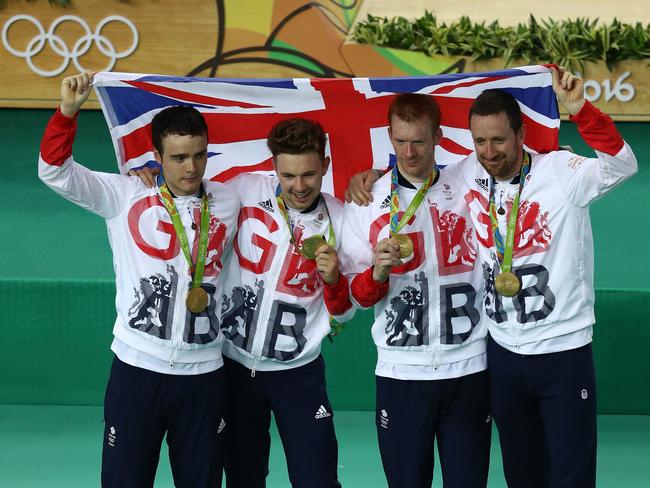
[314,405,331,419]
[475,178,489,191]
[258,198,274,212]
[217,418,226,434]
[379,409,389,429]
[107,426,116,447]
[379,195,391,209]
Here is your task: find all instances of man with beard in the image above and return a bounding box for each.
[460,67,637,487]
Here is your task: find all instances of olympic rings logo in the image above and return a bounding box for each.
[2,14,139,77]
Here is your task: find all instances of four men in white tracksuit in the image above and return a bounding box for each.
[41,65,636,487]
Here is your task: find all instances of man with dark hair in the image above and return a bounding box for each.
[220,117,353,488]
[38,72,240,487]
[266,117,328,160]
[340,93,491,487]
[467,88,522,130]
[459,68,637,488]
[151,105,208,153]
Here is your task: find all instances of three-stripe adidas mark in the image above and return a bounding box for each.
[314,405,331,419]
[259,199,274,212]
[475,178,489,191]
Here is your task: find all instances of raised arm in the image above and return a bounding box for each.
[550,66,637,206]
[38,72,132,219]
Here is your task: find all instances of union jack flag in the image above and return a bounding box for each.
[94,65,559,199]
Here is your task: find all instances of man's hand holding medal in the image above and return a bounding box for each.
[372,237,402,283]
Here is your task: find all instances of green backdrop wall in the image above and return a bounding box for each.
[1,108,649,413]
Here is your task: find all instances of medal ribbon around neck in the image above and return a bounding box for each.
[389,164,437,236]
[159,183,210,290]
[274,186,341,338]
[488,152,531,274]
[275,185,335,258]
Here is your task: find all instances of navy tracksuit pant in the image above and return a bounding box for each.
[224,355,341,488]
[101,356,228,488]
[375,370,491,488]
[488,335,597,488]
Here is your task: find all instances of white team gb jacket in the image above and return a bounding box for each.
[220,173,353,373]
[341,167,487,374]
[458,101,638,352]
[38,109,240,374]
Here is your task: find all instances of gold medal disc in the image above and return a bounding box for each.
[495,272,521,297]
[395,234,413,258]
[186,287,209,314]
[300,235,326,260]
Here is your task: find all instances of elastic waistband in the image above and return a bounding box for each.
[376,338,486,366]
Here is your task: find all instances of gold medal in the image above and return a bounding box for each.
[394,234,413,258]
[300,235,326,260]
[186,287,209,314]
[495,272,521,297]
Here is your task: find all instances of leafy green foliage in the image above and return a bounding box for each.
[352,12,650,72]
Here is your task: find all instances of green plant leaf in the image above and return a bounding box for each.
[351,12,650,71]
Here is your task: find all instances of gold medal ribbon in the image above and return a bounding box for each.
[488,153,531,275]
[488,153,531,296]
[275,185,335,258]
[274,186,344,340]
[159,183,210,292]
[389,165,437,247]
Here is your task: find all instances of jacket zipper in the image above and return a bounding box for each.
[169,205,194,369]
[427,199,439,370]
[247,217,290,375]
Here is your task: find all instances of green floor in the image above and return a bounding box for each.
[0,406,648,487]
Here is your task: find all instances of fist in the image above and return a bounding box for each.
[372,237,401,283]
[314,243,341,285]
[60,71,94,117]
